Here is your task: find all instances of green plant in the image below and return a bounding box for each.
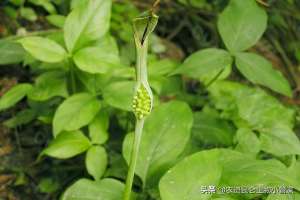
[174,0,292,97]
[123,11,158,200]
[0,0,184,198]
[1,0,126,197]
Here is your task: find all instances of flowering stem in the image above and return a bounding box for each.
[123,118,144,200]
[123,11,158,200]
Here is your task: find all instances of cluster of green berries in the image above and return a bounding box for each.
[132,85,151,119]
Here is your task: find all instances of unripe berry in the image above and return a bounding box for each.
[132,84,152,119]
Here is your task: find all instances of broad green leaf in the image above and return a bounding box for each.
[221,160,300,190]
[289,159,300,181]
[235,52,292,96]
[174,48,232,80]
[235,86,295,130]
[85,145,107,181]
[159,149,222,200]
[53,93,101,136]
[75,70,112,95]
[0,40,25,65]
[73,47,119,74]
[208,81,299,156]
[46,14,66,28]
[0,84,32,111]
[235,128,260,156]
[28,71,68,101]
[4,109,36,128]
[46,31,65,48]
[123,101,193,187]
[192,111,235,146]
[207,81,242,120]
[260,125,300,156]
[150,76,182,96]
[219,150,300,190]
[199,64,232,85]
[70,0,89,10]
[105,152,128,181]
[148,59,179,76]
[42,130,91,159]
[29,0,56,14]
[42,2,56,14]
[20,7,37,21]
[88,111,109,144]
[64,0,112,52]
[159,149,300,200]
[208,81,295,130]
[93,35,119,53]
[74,35,120,74]
[217,0,267,52]
[18,37,67,63]
[111,67,135,79]
[62,178,124,200]
[103,81,135,111]
[148,77,164,94]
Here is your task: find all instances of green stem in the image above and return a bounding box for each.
[123,43,148,200]
[136,44,148,84]
[123,119,145,200]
